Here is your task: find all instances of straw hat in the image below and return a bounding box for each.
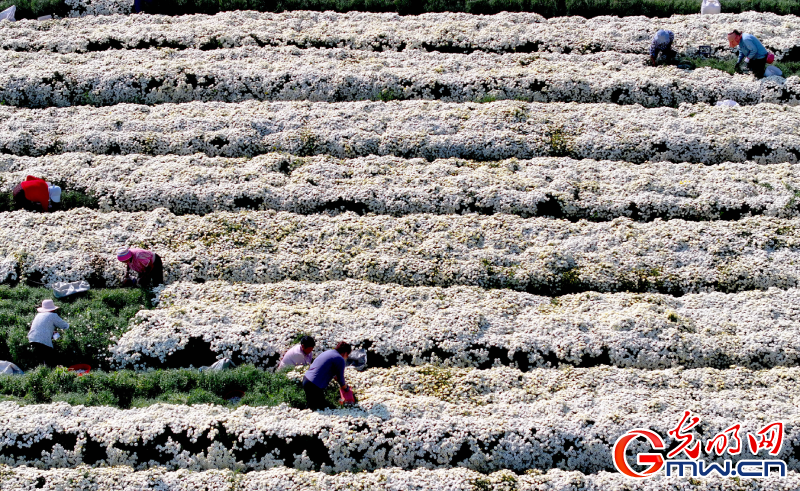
[37,299,59,313]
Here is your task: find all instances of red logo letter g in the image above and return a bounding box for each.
[613,429,666,478]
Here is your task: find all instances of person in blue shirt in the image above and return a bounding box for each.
[302,342,352,410]
[649,29,676,67]
[728,30,769,79]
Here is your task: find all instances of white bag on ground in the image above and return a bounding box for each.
[765,65,783,77]
[0,5,15,21]
[0,361,23,375]
[716,100,739,107]
[199,358,236,371]
[701,0,721,15]
[52,280,90,298]
[346,349,368,371]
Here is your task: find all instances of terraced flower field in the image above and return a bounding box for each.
[2,4,800,490]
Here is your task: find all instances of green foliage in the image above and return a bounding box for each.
[0,190,98,213]
[471,477,493,491]
[690,58,800,77]
[6,0,800,20]
[0,0,67,19]
[0,286,149,370]
[775,61,800,78]
[0,365,320,409]
[689,58,738,74]
[376,88,404,102]
[546,125,571,157]
[58,190,100,210]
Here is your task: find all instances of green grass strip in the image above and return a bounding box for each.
[0,286,150,371]
[0,190,98,213]
[690,58,800,77]
[0,365,341,409]
[5,0,800,20]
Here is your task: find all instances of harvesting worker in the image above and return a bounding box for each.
[12,176,61,212]
[27,299,69,368]
[277,335,316,370]
[649,29,676,67]
[302,341,352,410]
[117,246,164,288]
[728,30,769,79]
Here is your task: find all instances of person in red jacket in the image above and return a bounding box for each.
[12,176,60,212]
[117,247,164,288]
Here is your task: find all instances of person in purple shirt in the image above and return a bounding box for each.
[649,29,675,67]
[302,342,352,410]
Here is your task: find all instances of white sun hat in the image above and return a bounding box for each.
[37,299,59,313]
[48,185,61,203]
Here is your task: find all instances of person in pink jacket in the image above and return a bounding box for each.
[117,246,164,288]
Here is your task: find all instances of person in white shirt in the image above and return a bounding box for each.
[277,336,316,370]
[27,299,69,368]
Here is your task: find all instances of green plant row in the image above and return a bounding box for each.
[0,286,150,371]
[0,190,98,213]
[0,364,341,409]
[689,58,800,77]
[4,0,800,20]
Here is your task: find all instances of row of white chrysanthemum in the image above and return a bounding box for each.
[1,364,799,471]
[0,48,794,108]
[3,10,799,59]
[347,364,800,403]
[2,209,800,292]
[5,466,798,490]
[1,100,799,164]
[62,0,131,17]
[5,152,800,220]
[111,279,800,370]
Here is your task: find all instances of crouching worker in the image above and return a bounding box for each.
[728,30,769,79]
[12,176,61,212]
[650,29,676,66]
[302,342,352,410]
[117,246,164,288]
[27,299,68,368]
[278,335,316,370]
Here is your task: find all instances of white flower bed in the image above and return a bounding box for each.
[5,466,800,490]
[112,280,800,370]
[63,0,131,17]
[0,48,797,108]
[1,100,800,164]
[2,209,800,292]
[348,364,800,404]
[1,10,798,59]
[7,152,800,220]
[0,365,799,472]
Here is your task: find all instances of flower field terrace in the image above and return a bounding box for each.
[0,366,800,474]
[1,11,800,58]
[5,210,800,293]
[3,101,800,164]
[2,5,800,491]
[111,280,800,371]
[2,49,800,108]
[6,153,800,220]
